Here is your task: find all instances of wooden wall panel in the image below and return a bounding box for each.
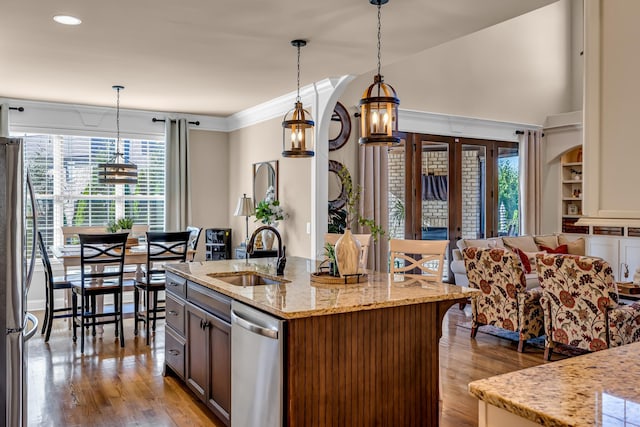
[285,301,457,426]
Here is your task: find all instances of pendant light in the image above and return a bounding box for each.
[98,85,138,185]
[282,40,315,158]
[359,0,400,146]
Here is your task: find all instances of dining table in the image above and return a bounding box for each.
[50,244,195,333]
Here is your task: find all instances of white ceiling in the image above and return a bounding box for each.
[0,0,556,117]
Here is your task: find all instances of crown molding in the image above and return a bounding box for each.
[1,97,228,138]
[225,76,349,132]
[396,109,541,142]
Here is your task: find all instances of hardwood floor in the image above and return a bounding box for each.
[27,306,566,426]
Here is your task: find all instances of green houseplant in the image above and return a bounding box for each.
[107,216,134,233]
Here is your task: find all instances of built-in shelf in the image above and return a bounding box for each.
[561,147,585,234]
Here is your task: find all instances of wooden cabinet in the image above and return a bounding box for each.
[166,279,231,427]
[164,272,187,379]
[561,147,588,234]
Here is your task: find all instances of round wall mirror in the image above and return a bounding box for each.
[328,160,349,210]
[253,160,278,206]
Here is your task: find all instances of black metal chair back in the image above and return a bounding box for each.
[79,233,129,289]
[37,231,74,342]
[37,231,55,284]
[145,231,192,280]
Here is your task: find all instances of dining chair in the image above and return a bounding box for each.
[463,247,544,353]
[37,231,76,342]
[71,233,129,353]
[324,233,372,270]
[135,231,191,344]
[389,239,448,281]
[186,226,202,261]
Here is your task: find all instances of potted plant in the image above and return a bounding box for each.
[107,216,134,233]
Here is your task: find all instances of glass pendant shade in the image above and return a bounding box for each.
[98,85,138,185]
[359,74,399,145]
[282,101,315,158]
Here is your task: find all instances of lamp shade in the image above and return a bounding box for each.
[234,194,254,217]
[359,74,400,146]
[282,101,315,158]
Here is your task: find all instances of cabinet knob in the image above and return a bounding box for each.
[168,310,178,316]
[168,349,180,356]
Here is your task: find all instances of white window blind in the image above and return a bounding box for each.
[18,133,166,251]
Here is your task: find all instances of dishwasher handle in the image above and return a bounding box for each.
[231,309,279,339]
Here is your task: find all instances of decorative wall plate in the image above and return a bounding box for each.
[328,102,351,151]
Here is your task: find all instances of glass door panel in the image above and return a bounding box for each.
[461,145,487,239]
[497,146,520,236]
[387,140,406,241]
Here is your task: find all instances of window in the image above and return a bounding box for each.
[18,133,165,252]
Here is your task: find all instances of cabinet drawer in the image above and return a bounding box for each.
[187,281,231,322]
[166,292,185,336]
[165,327,186,379]
[166,271,187,298]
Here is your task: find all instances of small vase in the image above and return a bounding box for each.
[262,229,275,250]
[335,229,361,278]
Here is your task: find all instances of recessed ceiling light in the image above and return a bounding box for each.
[53,15,82,26]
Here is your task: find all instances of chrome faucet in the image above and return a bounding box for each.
[247,225,286,276]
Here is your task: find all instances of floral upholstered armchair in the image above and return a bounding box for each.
[536,254,640,360]
[463,248,544,352]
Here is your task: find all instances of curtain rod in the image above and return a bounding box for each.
[515,129,544,137]
[152,118,200,126]
[9,106,24,112]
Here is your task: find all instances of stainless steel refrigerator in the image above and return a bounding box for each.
[1,137,39,427]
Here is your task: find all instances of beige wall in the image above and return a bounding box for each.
[341,0,572,126]
[189,129,229,261]
[229,118,312,258]
[594,0,640,214]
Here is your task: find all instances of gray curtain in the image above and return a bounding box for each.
[165,119,191,231]
[519,130,542,235]
[358,145,389,272]
[0,103,9,137]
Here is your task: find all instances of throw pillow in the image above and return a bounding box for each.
[502,235,539,253]
[539,244,568,254]
[513,247,532,274]
[462,238,504,249]
[558,235,586,255]
[534,234,559,250]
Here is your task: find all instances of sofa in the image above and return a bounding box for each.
[450,233,586,289]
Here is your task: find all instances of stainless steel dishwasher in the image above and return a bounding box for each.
[231,300,284,427]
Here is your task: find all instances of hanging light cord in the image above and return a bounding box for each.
[296,43,301,103]
[377,2,382,77]
[115,86,122,156]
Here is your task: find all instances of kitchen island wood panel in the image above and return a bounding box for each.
[287,300,456,426]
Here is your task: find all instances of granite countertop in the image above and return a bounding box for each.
[165,256,478,319]
[468,342,640,426]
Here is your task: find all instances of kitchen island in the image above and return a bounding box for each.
[164,256,478,426]
[468,342,640,426]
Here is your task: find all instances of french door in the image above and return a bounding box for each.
[388,133,519,281]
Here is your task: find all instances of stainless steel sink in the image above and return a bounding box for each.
[210,272,288,287]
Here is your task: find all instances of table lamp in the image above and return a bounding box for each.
[234,193,254,259]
